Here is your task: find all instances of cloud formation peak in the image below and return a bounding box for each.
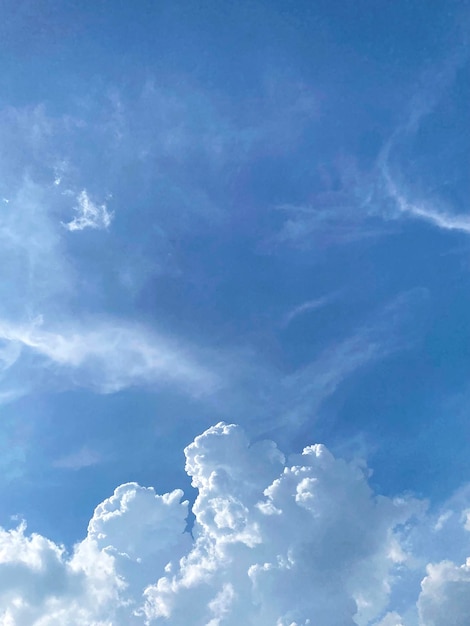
[1,421,468,625]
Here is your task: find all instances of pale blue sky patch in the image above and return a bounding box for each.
[53,446,104,471]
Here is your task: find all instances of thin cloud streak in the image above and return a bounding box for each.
[281,291,342,328]
[0,317,220,397]
[377,51,470,236]
[275,288,428,431]
[382,165,470,235]
[240,289,428,440]
[273,200,389,250]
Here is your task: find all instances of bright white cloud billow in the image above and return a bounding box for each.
[417,559,470,626]
[0,421,468,625]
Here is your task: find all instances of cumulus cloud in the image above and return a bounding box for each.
[142,423,423,626]
[417,559,470,626]
[375,613,406,626]
[63,190,114,232]
[4,421,469,625]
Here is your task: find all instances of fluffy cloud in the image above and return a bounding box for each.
[142,423,425,626]
[0,523,120,625]
[375,613,406,626]
[417,559,470,626]
[0,482,190,626]
[0,422,469,625]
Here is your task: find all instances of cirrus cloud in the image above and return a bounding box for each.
[0,316,220,397]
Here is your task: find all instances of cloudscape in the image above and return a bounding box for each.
[0,1,470,624]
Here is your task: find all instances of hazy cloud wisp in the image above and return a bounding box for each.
[0,317,219,397]
[63,190,114,232]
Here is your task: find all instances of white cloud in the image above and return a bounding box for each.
[0,481,190,625]
[142,423,423,626]
[8,421,470,625]
[281,291,341,328]
[374,613,405,626]
[0,165,218,402]
[0,341,22,373]
[63,190,114,232]
[376,53,470,238]
[417,559,470,626]
[382,167,470,235]
[0,316,219,396]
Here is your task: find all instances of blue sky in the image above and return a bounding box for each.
[1,1,470,624]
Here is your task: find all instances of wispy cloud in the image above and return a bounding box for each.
[273,198,387,250]
[272,288,428,431]
[224,289,428,441]
[381,167,470,234]
[62,189,114,232]
[53,446,103,470]
[377,51,470,236]
[269,155,393,252]
[0,317,220,397]
[274,53,470,246]
[0,340,22,372]
[0,388,26,406]
[281,291,341,328]
[0,178,73,315]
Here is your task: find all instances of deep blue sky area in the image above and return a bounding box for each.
[0,0,469,566]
